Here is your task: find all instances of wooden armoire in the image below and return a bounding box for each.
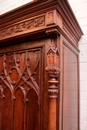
[0,0,83,130]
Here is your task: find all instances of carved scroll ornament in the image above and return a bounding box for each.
[0,16,45,39]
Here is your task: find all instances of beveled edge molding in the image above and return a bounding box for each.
[62,21,77,45]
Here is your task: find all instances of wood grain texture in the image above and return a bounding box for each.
[0,46,43,130]
[0,0,83,130]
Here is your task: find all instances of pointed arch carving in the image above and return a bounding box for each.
[14,88,24,130]
[0,47,42,130]
[2,87,12,130]
[0,49,40,99]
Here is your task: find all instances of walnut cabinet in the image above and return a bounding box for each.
[0,0,83,130]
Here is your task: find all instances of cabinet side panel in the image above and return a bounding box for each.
[62,44,78,130]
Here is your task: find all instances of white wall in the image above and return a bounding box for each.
[0,0,33,15]
[69,1,87,130]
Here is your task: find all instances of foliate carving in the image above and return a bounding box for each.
[0,16,45,39]
[48,78,58,98]
[48,88,58,98]
[46,28,59,36]
[46,30,60,98]
[46,66,60,78]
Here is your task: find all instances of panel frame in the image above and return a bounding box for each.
[59,36,80,130]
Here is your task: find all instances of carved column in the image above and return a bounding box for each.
[46,29,60,130]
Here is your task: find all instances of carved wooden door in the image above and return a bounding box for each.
[0,43,43,130]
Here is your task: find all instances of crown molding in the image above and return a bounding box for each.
[0,0,83,46]
[57,0,83,41]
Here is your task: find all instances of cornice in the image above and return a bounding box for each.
[0,24,80,53]
[0,0,83,46]
[56,26,80,53]
[0,0,58,28]
[57,0,83,41]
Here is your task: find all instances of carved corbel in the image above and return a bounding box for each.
[45,28,60,130]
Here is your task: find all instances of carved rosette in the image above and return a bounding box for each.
[46,29,60,99]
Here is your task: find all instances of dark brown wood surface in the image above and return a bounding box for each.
[0,42,44,130]
[0,0,83,130]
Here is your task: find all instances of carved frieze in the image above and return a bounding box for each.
[0,10,61,41]
[0,16,45,39]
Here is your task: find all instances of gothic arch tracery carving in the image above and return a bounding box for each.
[0,49,41,103]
